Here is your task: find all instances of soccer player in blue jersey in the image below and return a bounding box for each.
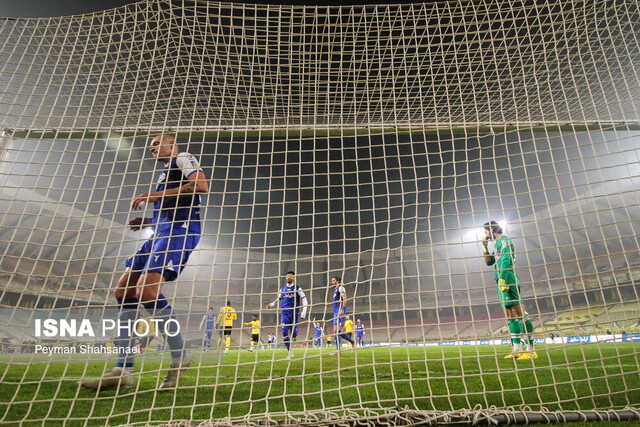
[314,322,324,348]
[265,271,308,360]
[331,277,355,353]
[355,319,365,347]
[200,307,216,351]
[81,134,208,391]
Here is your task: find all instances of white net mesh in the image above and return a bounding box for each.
[1,0,639,425]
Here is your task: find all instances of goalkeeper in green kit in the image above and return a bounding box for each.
[482,221,537,360]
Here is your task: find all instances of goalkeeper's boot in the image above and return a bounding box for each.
[517,352,538,361]
[287,351,294,360]
[80,367,133,391]
[160,351,194,389]
[504,353,522,359]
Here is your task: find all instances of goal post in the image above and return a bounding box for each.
[1,0,639,425]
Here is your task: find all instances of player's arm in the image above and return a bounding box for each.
[131,153,209,210]
[216,309,225,328]
[340,287,347,315]
[199,315,206,330]
[127,217,153,231]
[298,288,309,319]
[482,236,495,265]
[266,292,280,309]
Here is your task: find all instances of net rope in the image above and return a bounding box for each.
[0,0,639,425]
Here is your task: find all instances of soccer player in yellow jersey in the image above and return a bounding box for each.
[244,314,261,352]
[217,301,237,354]
[344,316,354,348]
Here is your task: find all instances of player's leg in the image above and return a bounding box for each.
[504,304,524,357]
[281,324,291,351]
[340,330,354,347]
[337,312,354,346]
[499,284,524,358]
[114,269,143,371]
[224,328,231,353]
[139,274,192,388]
[142,230,198,384]
[80,269,141,390]
[281,312,294,358]
[517,309,537,360]
[523,316,535,350]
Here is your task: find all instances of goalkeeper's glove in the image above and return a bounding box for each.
[498,278,509,292]
[482,236,490,254]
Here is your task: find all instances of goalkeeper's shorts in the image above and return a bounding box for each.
[499,284,522,307]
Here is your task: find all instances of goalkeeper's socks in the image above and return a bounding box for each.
[115,297,139,369]
[507,318,523,345]
[523,316,535,333]
[143,293,184,363]
[523,317,536,348]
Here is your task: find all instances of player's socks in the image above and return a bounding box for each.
[507,318,523,350]
[115,297,139,369]
[143,293,184,363]
[523,316,535,350]
[284,336,291,351]
[225,336,231,352]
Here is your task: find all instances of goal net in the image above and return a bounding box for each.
[1,0,639,425]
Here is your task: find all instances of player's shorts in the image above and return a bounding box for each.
[281,310,300,338]
[223,326,233,336]
[499,283,522,307]
[333,309,346,327]
[357,333,364,340]
[124,226,200,282]
[204,330,213,340]
[251,333,259,343]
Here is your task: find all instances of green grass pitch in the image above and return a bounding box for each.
[0,343,638,425]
